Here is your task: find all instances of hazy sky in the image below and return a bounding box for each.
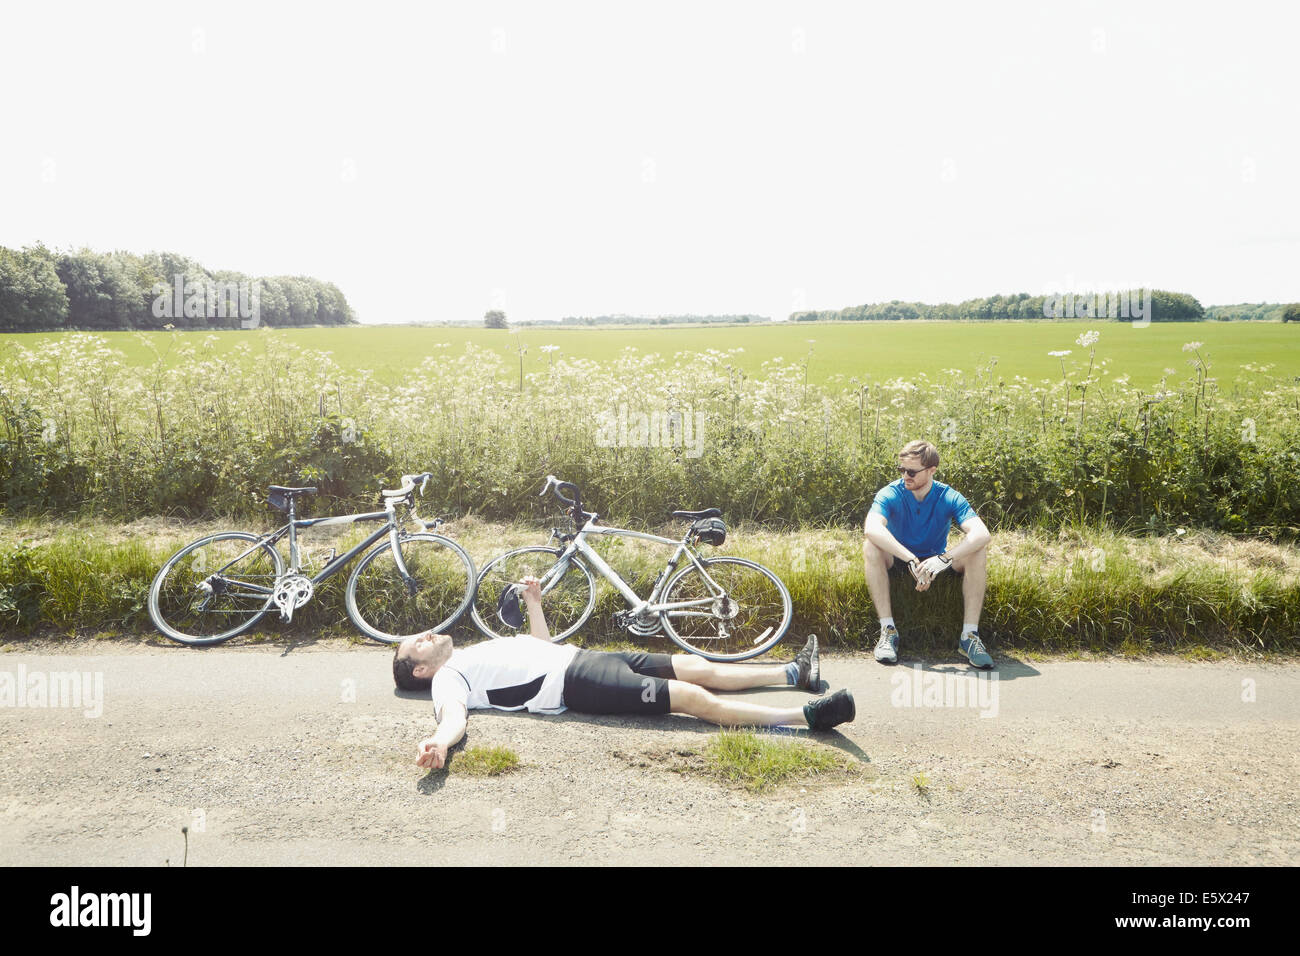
[2,1,1297,323]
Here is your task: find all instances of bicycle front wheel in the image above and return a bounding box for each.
[149,531,285,646]
[659,556,792,661]
[470,546,596,642]
[346,533,477,644]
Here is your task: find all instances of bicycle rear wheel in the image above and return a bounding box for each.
[470,546,596,642]
[149,531,285,646]
[659,556,792,661]
[346,533,477,644]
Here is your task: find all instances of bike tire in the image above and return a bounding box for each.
[148,531,285,646]
[345,533,477,644]
[658,556,793,661]
[470,546,596,642]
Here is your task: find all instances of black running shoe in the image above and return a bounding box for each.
[792,634,822,693]
[803,688,855,731]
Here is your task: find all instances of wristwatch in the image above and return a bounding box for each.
[938,551,952,565]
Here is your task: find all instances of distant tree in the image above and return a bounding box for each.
[281,277,319,326]
[56,249,112,328]
[484,310,507,329]
[315,281,354,324]
[0,244,69,330]
[1205,303,1286,322]
[256,277,289,328]
[1284,304,1300,323]
[55,249,154,329]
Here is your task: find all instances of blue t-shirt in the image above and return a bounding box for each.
[869,479,977,558]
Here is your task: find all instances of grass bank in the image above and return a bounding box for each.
[1,518,1296,656]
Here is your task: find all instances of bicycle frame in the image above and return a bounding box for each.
[206,498,422,597]
[540,516,728,620]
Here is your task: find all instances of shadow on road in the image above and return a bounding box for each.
[416,769,449,794]
[886,656,1042,682]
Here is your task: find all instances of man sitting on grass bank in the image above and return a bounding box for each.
[863,439,994,669]
[394,578,855,769]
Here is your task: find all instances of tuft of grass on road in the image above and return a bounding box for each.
[451,745,520,776]
[702,730,855,793]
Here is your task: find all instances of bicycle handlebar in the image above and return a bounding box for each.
[382,471,433,499]
[539,474,578,507]
[539,474,591,522]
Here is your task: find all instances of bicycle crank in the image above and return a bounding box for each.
[273,574,314,622]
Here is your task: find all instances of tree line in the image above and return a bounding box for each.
[1205,303,1298,322]
[0,244,356,332]
[790,290,1209,322]
[551,314,761,326]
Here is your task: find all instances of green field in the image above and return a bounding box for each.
[3,321,1295,388]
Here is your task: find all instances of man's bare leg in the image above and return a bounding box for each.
[863,538,894,620]
[669,655,789,691]
[667,681,808,727]
[951,543,988,628]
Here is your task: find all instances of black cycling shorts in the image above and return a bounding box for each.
[888,555,964,578]
[562,649,676,715]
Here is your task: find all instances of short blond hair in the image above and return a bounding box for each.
[898,440,939,469]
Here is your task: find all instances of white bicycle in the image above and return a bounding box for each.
[470,476,793,661]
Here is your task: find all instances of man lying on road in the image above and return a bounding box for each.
[394,577,855,769]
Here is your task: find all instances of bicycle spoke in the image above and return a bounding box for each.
[661,558,791,660]
[348,535,475,643]
[471,547,595,641]
[150,533,282,644]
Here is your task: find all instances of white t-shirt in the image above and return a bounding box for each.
[429,637,579,720]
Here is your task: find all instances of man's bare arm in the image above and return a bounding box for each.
[944,516,992,560]
[416,702,467,769]
[864,511,919,564]
[521,576,550,641]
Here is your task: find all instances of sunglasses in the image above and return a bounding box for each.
[897,465,933,478]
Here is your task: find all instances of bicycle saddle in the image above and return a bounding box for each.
[268,485,318,495]
[671,508,721,520]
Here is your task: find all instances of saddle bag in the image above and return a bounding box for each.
[690,517,727,547]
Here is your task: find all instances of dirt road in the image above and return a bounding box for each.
[2,640,1296,865]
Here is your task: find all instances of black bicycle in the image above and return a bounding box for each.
[148,473,476,646]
